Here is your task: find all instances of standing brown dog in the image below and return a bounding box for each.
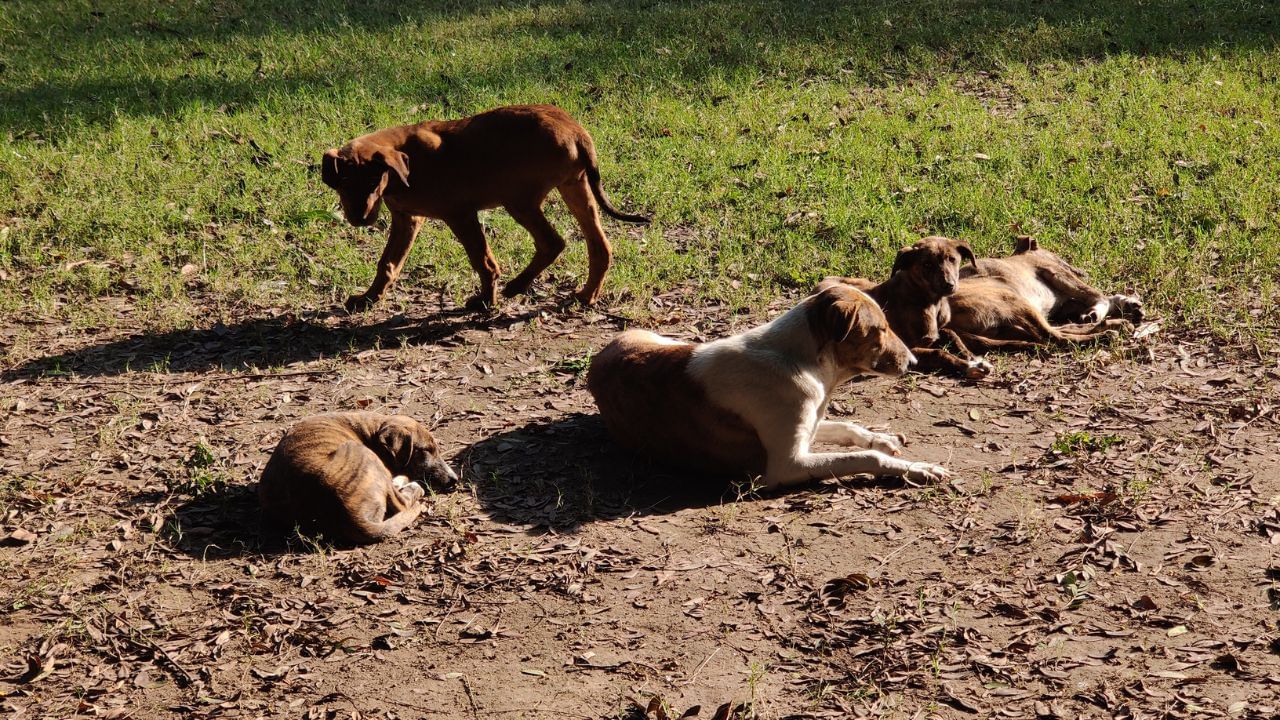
[321,104,649,312]
[258,412,457,544]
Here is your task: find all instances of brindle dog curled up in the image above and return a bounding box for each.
[259,412,457,544]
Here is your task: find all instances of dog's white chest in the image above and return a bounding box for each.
[1028,281,1057,317]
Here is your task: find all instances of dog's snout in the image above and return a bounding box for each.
[434,460,460,487]
[906,350,919,367]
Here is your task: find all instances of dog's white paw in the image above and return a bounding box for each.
[870,433,905,456]
[392,475,426,502]
[964,357,994,379]
[1112,294,1144,322]
[905,462,951,483]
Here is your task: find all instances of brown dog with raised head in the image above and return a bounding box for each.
[947,236,1143,352]
[818,236,993,379]
[321,104,648,312]
[259,412,457,544]
[587,285,951,489]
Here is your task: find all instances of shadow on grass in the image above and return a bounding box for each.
[3,0,1276,132]
[463,412,911,531]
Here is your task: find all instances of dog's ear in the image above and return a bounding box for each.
[809,287,878,346]
[890,245,919,276]
[1013,235,1038,254]
[374,421,412,469]
[953,239,977,266]
[363,171,391,220]
[321,149,342,187]
[377,149,411,188]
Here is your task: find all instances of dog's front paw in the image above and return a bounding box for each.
[1113,294,1144,323]
[344,293,378,313]
[391,475,426,502]
[905,461,951,483]
[870,432,905,456]
[464,292,497,312]
[502,277,533,298]
[963,357,994,380]
[572,286,600,306]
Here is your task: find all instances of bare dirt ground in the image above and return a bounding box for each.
[3,284,1279,719]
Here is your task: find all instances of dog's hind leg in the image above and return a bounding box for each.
[558,174,613,305]
[351,502,424,543]
[952,330,1045,354]
[503,203,566,298]
[1036,267,1112,323]
[445,213,503,311]
[345,475,424,543]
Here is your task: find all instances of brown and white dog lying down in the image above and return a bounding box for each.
[259,412,457,544]
[947,236,1144,353]
[321,104,648,313]
[818,236,994,380]
[586,285,951,489]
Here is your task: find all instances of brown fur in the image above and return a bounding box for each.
[586,285,916,481]
[258,412,456,544]
[321,104,648,313]
[819,236,987,378]
[586,336,769,476]
[805,284,918,380]
[948,236,1142,352]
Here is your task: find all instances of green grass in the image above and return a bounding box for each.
[1051,430,1124,455]
[1,1,1278,338]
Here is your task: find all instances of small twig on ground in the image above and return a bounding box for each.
[679,644,722,686]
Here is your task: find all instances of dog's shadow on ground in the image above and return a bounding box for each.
[3,299,556,380]
[463,413,736,530]
[151,483,365,559]
[462,413,912,531]
[143,484,273,559]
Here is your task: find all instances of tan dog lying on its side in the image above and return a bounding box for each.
[321,104,649,313]
[259,412,457,544]
[586,285,951,489]
[948,236,1144,352]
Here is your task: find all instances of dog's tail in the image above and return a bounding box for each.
[579,141,650,224]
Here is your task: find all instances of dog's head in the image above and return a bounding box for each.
[373,415,458,491]
[321,141,411,227]
[889,235,975,299]
[806,284,915,377]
